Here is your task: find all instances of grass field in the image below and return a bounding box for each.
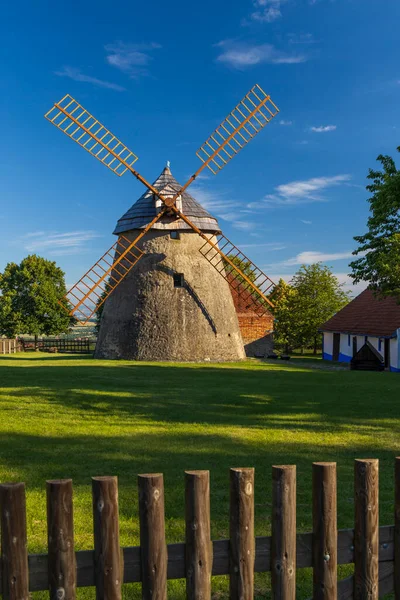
[1,353,399,598]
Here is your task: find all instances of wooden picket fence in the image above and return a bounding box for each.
[0,458,398,600]
[0,339,19,354]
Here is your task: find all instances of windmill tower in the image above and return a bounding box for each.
[44,85,279,361]
[95,164,245,360]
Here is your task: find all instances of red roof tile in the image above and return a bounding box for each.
[321,289,400,337]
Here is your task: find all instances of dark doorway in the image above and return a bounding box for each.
[333,333,340,361]
[384,338,390,369]
[352,336,357,358]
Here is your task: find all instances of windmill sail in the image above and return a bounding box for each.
[45,95,139,176]
[198,233,276,314]
[61,235,144,324]
[196,85,279,175]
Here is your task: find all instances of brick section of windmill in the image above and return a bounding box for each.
[228,276,275,357]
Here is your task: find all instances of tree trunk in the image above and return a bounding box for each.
[313,337,318,355]
[301,347,304,355]
[34,334,38,351]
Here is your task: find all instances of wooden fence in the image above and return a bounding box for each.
[19,337,92,354]
[0,458,398,600]
[0,339,19,354]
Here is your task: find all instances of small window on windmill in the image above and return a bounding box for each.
[176,194,183,212]
[173,273,185,288]
[170,231,180,240]
[154,193,163,214]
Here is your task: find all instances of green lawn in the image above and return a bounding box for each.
[1,353,399,598]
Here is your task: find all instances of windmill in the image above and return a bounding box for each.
[45,85,279,360]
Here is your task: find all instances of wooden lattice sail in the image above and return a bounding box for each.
[44,85,279,331]
[199,233,276,315]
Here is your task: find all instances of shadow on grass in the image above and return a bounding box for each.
[1,356,399,528]
[1,358,399,430]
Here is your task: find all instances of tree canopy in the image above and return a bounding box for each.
[273,263,350,353]
[350,146,400,299]
[0,255,74,338]
[271,278,297,353]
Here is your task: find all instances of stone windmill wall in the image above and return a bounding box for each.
[94,166,246,361]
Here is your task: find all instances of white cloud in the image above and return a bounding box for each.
[215,41,306,69]
[284,250,355,266]
[55,67,126,91]
[310,125,337,133]
[332,273,367,296]
[301,219,312,225]
[250,174,351,208]
[276,175,350,201]
[22,231,101,257]
[287,33,316,45]
[105,42,161,78]
[249,0,287,23]
[279,119,293,126]
[190,185,254,230]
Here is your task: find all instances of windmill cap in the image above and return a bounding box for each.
[113,165,221,235]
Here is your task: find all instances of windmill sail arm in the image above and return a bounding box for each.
[45,95,169,205]
[170,85,279,202]
[60,210,166,324]
[170,207,276,313]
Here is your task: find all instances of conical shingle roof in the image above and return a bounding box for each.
[113,166,220,235]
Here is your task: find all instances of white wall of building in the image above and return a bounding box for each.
[323,332,333,359]
[322,330,400,372]
[391,329,400,372]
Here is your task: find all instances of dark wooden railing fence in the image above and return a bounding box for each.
[0,458,398,599]
[19,337,92,354]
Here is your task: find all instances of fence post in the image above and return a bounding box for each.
[354,459,379,600]
[138,474,167,600]
[271,465,296,600]
[0,482,29,600]
[47,479,76,600]
[229,468,255,600]
[185,470,212,600]
[92,476,122,600]
[312,462,337,600]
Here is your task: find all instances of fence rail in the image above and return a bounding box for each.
[0,458,398,599]
[19,337,92,354]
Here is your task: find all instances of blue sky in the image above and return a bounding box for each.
[1,0,399,295]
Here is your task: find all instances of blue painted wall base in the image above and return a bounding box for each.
[338,353,352,363]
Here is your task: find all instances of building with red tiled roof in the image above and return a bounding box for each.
[320,289,400,372]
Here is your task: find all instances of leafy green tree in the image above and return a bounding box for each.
[350,147,400,299]
[0,255,74,346]
[272,279,299,353]
[225,256,256,282]
[290,263,350,354]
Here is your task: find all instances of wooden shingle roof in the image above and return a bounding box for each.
[321,289,400,337]
[114,166,220,234]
